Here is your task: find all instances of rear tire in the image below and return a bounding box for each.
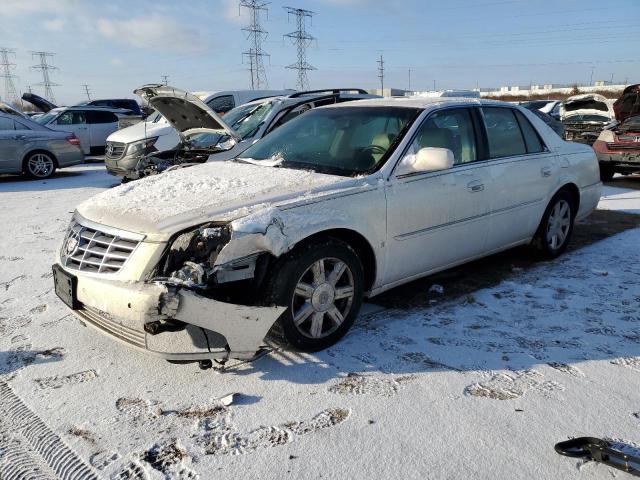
[263,238,364,352]
[24,151,57,179]
[599,163,615,182]
[530,190,575,259]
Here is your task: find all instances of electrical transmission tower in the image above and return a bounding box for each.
[0,48,19,104]
[31,51,58,104]
[284,7,316,91]
[161,75,169,86]
[82,84,91,100]
[240,0,270,90]
[377,55,385,93]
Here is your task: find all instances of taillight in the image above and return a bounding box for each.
[66,135,81,146]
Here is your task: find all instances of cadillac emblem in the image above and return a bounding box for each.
[65,235,79,256]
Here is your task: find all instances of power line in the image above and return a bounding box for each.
[0,47,19,104]
[377,55,385,92]
[240,0,270,90]
[161,74,169,85]
[82,84,91,100]
[283,6,316,91]
[30,51,58,104]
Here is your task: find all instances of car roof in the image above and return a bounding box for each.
[320,96,508,110]
[51,105,132,113]
[238,91,380,109]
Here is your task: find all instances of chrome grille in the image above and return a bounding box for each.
[60,219,140,274]
[105,141,126,160]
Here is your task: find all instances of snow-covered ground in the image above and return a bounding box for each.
[1,165,639,479]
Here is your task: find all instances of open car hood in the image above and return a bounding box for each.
[21,92,57,113]
[133,84,240,142]
[561,93,615,121]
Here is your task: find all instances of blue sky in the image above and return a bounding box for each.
[1,0,639,104]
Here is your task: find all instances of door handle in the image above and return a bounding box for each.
[541,166,552,177]
[467,180,484,193]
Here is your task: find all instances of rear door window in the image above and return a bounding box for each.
[482,107,527,158]
[0,117,15,130]
[207,95,235,114]
[86,110,118,124]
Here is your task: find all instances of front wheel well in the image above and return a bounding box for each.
[556,183,580,215]
[22,149,59,172]
[291,229,377,292]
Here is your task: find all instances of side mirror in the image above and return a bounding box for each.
[396,147,454,176]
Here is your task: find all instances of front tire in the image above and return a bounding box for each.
[24,152,56,179]
[264,239,364,352]
[531,190,575,259]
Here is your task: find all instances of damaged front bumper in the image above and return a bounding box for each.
[53,264,285,362]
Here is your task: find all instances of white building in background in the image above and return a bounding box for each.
[480,83,628,98]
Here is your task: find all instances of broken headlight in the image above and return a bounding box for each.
[162,223,231,286]
[127,137,158,157]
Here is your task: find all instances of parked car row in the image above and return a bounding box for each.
[52,95,602,366]
[105,86,379,181]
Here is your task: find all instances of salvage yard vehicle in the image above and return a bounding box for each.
[561,93,615,145]
[521,103,564,137]
[613,83,640,123]
[593,115,640,181]
[34,106,134,155]
[521,100,561,120]
[119,86,378,180]
[0,110,84,178]
[52,97,601,366]
[105,88,295,179]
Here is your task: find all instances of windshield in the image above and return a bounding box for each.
[620,116,640,130]
[237,106,420,176]
[35,111,59,125]
[223,100,275,139]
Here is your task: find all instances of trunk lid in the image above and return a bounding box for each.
[21,92,57,113]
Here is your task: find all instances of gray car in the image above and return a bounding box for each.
[0,110,84,179]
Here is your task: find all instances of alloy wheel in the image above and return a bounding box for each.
[27,153,55,178]
[546,199,571,250]
[291,257,355,339]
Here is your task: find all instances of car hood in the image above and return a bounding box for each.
[561,94,615,121]
[76,161,353,239]
[106,118,174,143]
[133,84,240,142]
[21,92,57,113]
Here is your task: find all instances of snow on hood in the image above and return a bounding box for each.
[76,161,347,237]
[561,93,615,121]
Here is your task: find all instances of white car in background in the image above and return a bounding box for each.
[105,88,294,179]
[53,97,601,367]
[561,93,616,144]
[34,106,131,155]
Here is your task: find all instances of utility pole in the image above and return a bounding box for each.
[31,51,58,104]
[589,66,595,86]
[284,7,316,91]
[377,55,384,93]
[240,0,270,90]
[161,75,169,86]
[82,84,91,100]
[0,48,19,104]
[408,68,411,92]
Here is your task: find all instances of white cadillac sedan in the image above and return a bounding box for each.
[52,97,601,366]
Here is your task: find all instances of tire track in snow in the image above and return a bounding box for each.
[0,380,99,480]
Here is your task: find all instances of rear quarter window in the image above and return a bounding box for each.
[515,110,545,153]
